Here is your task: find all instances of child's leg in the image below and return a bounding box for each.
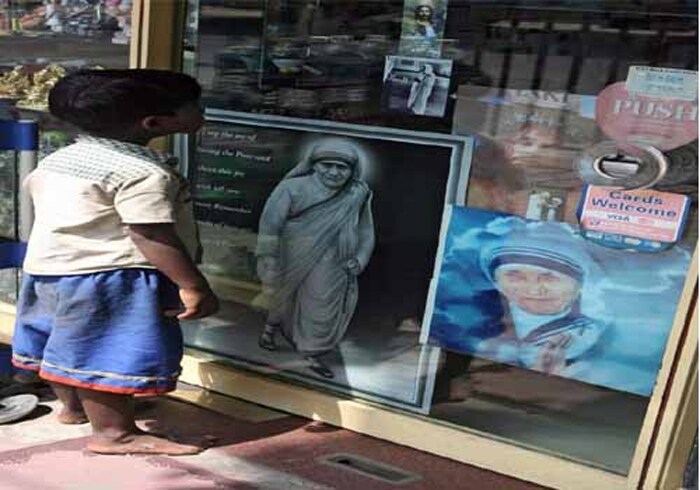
[32,270,203,455]
[76,388,202,455]
[48,382,88,425]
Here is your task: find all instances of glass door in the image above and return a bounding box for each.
[179,0,697,483]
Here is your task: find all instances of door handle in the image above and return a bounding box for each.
[577,141,669,190]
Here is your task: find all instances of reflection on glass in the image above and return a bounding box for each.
[188,1,456,130]
[183,0,699,475]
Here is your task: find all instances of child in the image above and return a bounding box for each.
[11,69,219,455]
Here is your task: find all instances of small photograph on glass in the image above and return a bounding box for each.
[421,206,692,396]
[398,0,447,58]
[525,188,567,222]
[382,56,453,117]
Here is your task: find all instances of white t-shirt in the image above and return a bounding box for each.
[22,136,199,275]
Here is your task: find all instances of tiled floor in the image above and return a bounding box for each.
[0,380,550,490]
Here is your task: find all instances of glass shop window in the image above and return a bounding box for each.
[182,0,698,475]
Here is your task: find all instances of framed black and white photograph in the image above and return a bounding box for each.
[181,110,473,413]
[382,56,453,118]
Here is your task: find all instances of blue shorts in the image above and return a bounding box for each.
[12,269,183,395]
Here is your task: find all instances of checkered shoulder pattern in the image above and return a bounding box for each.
[38,136,179,188]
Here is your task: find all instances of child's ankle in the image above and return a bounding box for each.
[57,408,88,425]
[91,427,136,440]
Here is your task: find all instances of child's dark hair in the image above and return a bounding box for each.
[48,69,201,134]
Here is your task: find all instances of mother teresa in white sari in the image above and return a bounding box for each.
[255,139,375,378]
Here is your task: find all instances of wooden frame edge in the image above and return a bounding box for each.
[128,0,144,67]
[167,384,288,423]
[179,352,626,490]
[644,304,698,489]
[133,0,185,70]
[629,249,699,489]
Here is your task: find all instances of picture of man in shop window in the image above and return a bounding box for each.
[254,138,375,379]
[475,221,608,375]
[403,1,444,40]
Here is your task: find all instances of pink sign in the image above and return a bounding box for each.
[579,186,689,243]
[596,82,698,151]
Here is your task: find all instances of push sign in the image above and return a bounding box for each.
[596,82,698,151]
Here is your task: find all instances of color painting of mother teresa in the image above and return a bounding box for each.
[423,206,692,395]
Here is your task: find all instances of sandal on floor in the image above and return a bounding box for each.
[258,325,278,351]
[0,394,39,424]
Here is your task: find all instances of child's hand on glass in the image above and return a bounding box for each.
[173,286,220,320]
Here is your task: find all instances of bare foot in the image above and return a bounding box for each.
[87,433,203,456]
[58,408,89,425]
[133,425,217,449]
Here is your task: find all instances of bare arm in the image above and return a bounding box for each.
[128,223,218,320]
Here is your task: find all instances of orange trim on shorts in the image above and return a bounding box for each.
[38,370,176,395]
[11,359,41,372]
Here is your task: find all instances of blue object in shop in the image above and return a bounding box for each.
[0,242,25,269]
[0,120,35,385]
[0,120,33,375]
[0,120,39,151]
[0,119,35,269]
